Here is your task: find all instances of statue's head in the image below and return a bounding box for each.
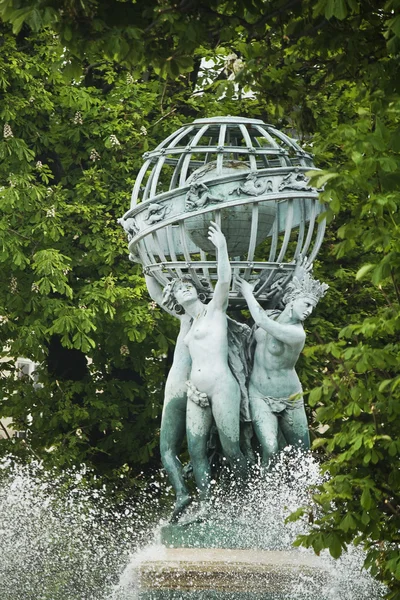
[162,276,211,314]
[246,172,257,181]
[283,273,328,321]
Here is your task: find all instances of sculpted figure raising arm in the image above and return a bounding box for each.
[236,273,328,469]
[168,222,248,508]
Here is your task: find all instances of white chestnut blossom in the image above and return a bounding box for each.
[46,206,56,218]
[73,111,83,125]
[10,277,18,293]
[89,148,101,162]
[109,134,121,147]
[3,123,13,138]
[224,53,244,78]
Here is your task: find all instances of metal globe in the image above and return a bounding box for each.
[120,116,325,307]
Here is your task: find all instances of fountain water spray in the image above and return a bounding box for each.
[110,450,386,599]
[0,456,161,600]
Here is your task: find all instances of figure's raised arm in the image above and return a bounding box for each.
[145,272,164,306]
[208,221,230,311]
[236,276,305,346]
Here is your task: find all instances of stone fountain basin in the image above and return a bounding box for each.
[138,547,329,597]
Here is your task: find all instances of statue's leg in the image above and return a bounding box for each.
[186,399,213,501]
[240,421,256,464]
[160,393,191,521]
[279,404,310,451]
[249,396,279,468]
[211,380,248,480]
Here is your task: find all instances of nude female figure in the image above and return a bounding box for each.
[164,222,248,505]
[236,273,328,467]
[145,273,194,522]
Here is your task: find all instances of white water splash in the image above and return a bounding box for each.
[0,457,160,600]
[111,450,386,600]
[0,452,386,600]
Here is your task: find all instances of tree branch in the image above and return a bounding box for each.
[0,420,11,439]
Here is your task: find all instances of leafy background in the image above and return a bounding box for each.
[0,0,399,596]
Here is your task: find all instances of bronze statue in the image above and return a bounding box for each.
[236,272,328,468]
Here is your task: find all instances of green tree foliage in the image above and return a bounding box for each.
[0,21,262,480]
[1,0,400,595]
[0,25,184,479]
[230,5,400,597]
[294,100,400,597]
[228,2,399,596]
[1,0,399,84]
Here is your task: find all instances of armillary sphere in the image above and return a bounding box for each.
[120,116,326,307]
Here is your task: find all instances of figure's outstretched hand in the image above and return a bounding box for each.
[293,254,313,280]
[208,221,226,250]
[235,275,256,298]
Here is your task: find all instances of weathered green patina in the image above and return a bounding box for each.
[120,116,328,524]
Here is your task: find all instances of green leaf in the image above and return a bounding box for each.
[361,487,373,510]
[363,451,372,465]
[324,0,336,19]
[361,511,370,525]
[379,379,393,392]
[388,15,400,38]
[167,59,181,79]
[388,442,397,457]
[333,0,348,19]
[312,437,328,449]
[328,533,343,559]
[64,25,72,41]
[309,386,322,406]
[352,435,363,451]
[285,507,307,523]
[356,264,375,280]
[339,512,357,532]
[9,7,33,34]
[175,55,194,70]
[308,171,339,188]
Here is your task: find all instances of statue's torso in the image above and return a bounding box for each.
[249,326,305,399]
[184,307,232,396]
